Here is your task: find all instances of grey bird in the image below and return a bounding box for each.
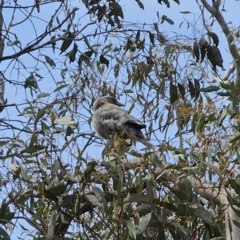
[92,96,154,149]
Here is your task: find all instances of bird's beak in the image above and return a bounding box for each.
[116,101,124,107]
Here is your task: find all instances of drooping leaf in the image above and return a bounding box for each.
[55,116,76,127]
[114,64,120,78]
[44,55,56,67]
[207,31,219,46]
[60,32,75,54]
[0,227,10,240]
[24,74,38,89]
[36,108,46,122]
[24,145,45,154]
[188,80,195,99]
[69,43,78,63]
[198,38,207,48]
[53,84,70,92]
[180,11,191,14]
[97,4,106,22]
[178,83,185,99]
[100,55,109,67]
[66,126,74,137]
[137,213,152,235]
[206,45,217,71]
[194,79,200,100]
[110,2,124,19]
[200,86,220,92]
[92,186,108,212]
[170,83,178,104]
[161,15,174,25]
[195,114,205,134]
[193,41,200,62]
[149,32,155,46]
[200,46,206,62]
[158,0,170,8]
[124,220,137,239]
[89,0,101,5]
[196,208,214,224]
[212,46,224,69]
[78,50,93,71]
[7,40,21,46]
[135,30,140,43]
[50,36,56,53]
[135,0,144,9]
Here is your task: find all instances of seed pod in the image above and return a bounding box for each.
[207,32,219,46]
[206,45,217,71]
[200,47,206,62]
[178,83,185,100]
[193,41,200,62]
[194,79,200,100]
[199,38,207,48]
[212,46,224,70]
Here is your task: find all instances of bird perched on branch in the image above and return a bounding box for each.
[92,96,154,149]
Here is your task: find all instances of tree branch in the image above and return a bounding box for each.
[200,0,240,111]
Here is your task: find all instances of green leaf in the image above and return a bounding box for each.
[111,2,124,19]
[60,32,75,54]
[194,79,200,100]
[7,40,20,46]
[53,84,69,92]
[220,82,232,90]
[97,5,106,22]
[196,208,214,224]
[92,186,108,212]
[188,80,195,99]
[149,32,155,45]
[55,116,76,127]
[0,141,8,147]
[44,55,56,67]
[29,134,37,146]
[100,55,109,67]
[41,120,50,131]
[24,145,45,154]
[125,220,136,239]
[173,0,180,4]
[178,83,185,99]
[69,43,78,62]
[86,195,103,208]
[180,11,191,14]
[36,108,46,122]
[50,36,56,53]
[78,51,93,70]
[170,83,178,103]
[137,212,151,235]
[200,86,220,92]
[135,30,140,43]
[217,91,231,97]
[161,15,174,25]
[217,108,228,126]
[45,184,68,198]
[24,74,38,89]
[66,126,74,136]
[196,114,205,134]
[136,0,144,9]
[0,227,10,240]
[114,63,120,78]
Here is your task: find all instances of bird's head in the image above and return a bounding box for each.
[93,96,124,111]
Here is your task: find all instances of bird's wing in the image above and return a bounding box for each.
[96,106,146,131]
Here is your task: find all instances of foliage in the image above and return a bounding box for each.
[0,0,239,239]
